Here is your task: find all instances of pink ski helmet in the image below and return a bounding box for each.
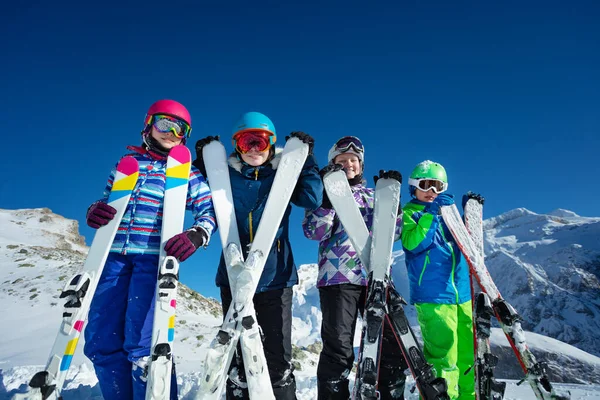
[142,99,192,142]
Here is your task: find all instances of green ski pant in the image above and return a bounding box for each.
[415,301,475,400]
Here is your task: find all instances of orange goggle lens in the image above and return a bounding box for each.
[233,130,274,153]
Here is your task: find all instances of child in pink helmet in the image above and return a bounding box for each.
[83,99,216,400]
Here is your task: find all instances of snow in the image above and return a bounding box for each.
[2,207,600,399]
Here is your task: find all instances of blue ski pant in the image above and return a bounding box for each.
[83,252,177,400]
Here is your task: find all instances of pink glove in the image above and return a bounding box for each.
[86,201,117,229]
[164,228,209,261]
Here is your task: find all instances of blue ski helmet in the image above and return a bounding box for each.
[232,112,277,146]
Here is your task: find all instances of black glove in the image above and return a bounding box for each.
[318,164,344,209]
[286,131,314,155]
[373,170,403,213]
[193,135,220,177]
[462,191,485,209]
[319,163,344,179]
[373,169,403,185]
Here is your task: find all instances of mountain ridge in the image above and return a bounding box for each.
[1,206,599,398]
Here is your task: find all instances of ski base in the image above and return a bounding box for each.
[472,292,506,400]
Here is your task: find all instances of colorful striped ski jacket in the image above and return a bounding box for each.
[214,149,322,293]
[302,183,402,287]
[402,199,471,305]
[98,146,216,255]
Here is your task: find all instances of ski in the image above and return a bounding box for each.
[353,176,401,400]
[196,137,309,400]
[463,193,506,400]
[441,204,570,400]
[195,139,245,400]
[13,157,139,400]
[323,171,449,400]
[322,168,371,265]
[145,145,191,400]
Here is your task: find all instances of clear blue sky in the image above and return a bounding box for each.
[2,2,598,299]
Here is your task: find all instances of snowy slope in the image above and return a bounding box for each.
[1,208,600,399]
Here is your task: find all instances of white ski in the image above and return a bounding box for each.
[196,137,309,400]
[353,176,400,399]
[146,145,191,400]
[322,169,371,264]
[13,156,139,400]
[463,194,506,400]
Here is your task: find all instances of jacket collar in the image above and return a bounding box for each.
[411,198,431,206]
[127,145,168,161]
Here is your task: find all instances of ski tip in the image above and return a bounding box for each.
[117,156,139,176]
[112,157,139,193]
[168,145,192,165]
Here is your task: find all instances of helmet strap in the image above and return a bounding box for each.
[143,134,170,156]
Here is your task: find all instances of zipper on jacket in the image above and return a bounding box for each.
[418,251,430,286]
[249,212,254,242]
[248,168,259,242]
[439,227,459,303]
[277,239,281,252]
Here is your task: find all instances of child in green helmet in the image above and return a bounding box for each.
[401,160,475,400]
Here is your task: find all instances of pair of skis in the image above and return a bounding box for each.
[145,146,192,399]
[194,137,309,400]
[462,194,506,400]
[322,169,450,400]
[442,201,570,400]
[14,146,192,400]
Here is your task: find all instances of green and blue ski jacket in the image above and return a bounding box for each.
[402,199,471,305]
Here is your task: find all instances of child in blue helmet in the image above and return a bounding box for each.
[402,160,475,400]
[83,99,216,400]
[193,111,323,400]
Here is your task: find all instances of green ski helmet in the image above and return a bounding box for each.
[408,160,448,197]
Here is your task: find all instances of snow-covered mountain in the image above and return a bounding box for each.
[1,207,600,399]
[482,208,600,356]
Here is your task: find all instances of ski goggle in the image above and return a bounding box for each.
[151,115,191,138]
[409,178,448,194]
[233,130,275,153]
[333,136,364,155]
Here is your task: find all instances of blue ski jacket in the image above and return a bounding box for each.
[214,149,322,293]
[99,146,216,255]
[402,198,471,305]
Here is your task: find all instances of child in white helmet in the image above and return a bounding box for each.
[303,136,407,400]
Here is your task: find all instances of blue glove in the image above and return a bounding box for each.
[426,193,454,215]
[462,191,485,209]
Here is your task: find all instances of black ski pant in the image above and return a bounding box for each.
[318,284,407,400]
[221,286,297,400]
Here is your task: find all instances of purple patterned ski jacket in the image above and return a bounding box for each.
[302,183,402,287]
